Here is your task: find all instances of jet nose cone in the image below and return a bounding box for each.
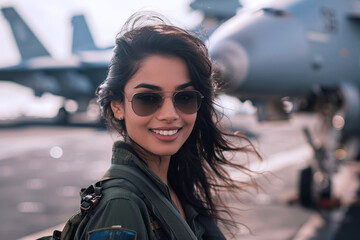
[210,40,249,92]
[209,9,310,97]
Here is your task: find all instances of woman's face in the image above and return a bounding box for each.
[111,55,197,158]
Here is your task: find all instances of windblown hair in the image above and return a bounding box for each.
[96,12,261,237]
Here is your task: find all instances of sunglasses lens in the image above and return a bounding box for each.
[132,92,162,116]
[174,91,202,114]
[130,91,202,116]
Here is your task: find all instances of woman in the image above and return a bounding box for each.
[83,13,260,240]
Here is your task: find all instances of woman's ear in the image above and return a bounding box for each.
[110,101,124,120]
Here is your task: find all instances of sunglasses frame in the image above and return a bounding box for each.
[123,90,204,116]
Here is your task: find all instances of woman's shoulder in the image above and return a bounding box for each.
[101,178,144,201]
[96,178,149,217]
[95,195,148,223]
[82,184,154,240]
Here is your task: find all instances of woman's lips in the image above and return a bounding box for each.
[150,129,179,136]
[150,128,182,141]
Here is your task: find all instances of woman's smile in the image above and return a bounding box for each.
[150,128,182,141]
[150,128,180,136]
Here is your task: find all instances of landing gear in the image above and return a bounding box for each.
[298,89,343,210]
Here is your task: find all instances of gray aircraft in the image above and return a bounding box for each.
[209,0,360,210]
[0,7,110,123]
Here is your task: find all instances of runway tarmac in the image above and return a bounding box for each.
[1,113,358,240]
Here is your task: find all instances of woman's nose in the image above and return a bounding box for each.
[156,97,179,122]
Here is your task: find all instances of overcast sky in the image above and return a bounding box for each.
[0,0,271,66]
[0,0,203,65]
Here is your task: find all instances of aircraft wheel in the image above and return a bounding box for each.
[299,166,314,208]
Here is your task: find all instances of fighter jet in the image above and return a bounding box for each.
[209,0,360,210]
[70,14,113,62]
[0,7,109,123]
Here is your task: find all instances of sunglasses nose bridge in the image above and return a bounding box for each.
[161,95,177,109]
[155,95,179,119]
[160,93,176,106]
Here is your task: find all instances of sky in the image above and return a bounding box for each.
[0,0,200,65]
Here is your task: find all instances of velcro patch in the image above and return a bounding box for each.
[88,227,137,240]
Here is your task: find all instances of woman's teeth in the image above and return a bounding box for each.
[152,129,178,136]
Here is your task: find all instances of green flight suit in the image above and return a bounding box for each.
[75,141,226,240]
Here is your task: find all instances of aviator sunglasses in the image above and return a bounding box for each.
[124,90,204,116]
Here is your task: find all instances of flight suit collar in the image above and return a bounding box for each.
[111,141,172,200]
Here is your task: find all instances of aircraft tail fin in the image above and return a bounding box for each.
[71,14,98,53]
[1,6,51,60]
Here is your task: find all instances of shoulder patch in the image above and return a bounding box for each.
[88,227,137,240]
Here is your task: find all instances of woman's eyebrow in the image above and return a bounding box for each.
[133,82,193,91]
[176,82,194,90]
[133,83,162,90]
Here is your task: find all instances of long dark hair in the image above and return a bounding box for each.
[96,12,261,237]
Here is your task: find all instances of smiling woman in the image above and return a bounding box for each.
[110,55,198,160]
[47,12,261,240]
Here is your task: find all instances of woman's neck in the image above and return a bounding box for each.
[129,140,171,185]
